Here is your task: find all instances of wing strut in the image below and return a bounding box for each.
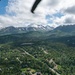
[31,0,42,13]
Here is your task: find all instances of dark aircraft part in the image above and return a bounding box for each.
[31,0,42,13]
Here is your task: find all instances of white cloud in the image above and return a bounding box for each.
[0,0,75,28]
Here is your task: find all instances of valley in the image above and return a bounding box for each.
[0,25,75,75]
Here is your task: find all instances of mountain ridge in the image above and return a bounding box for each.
[0,24,75,37]
[0,25,54,36]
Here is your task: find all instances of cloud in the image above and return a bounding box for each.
[64,15,75,24]
[64,6,75,15]
[0,0,75,28]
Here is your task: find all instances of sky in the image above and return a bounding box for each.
[0,0,8,14]
[0,0,75,28]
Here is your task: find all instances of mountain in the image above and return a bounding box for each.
[0,26,18,35]
[0,30,75,75]
[48,24,75,37]
[0,24,75,37]
[0,24,54,36]
[54,24,75,32]
[0,24,75,75]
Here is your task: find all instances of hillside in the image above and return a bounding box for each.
[54,25,75,32]
[49,24,75,37]
[0,32,75,75]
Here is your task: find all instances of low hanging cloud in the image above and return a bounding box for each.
[0,0,75,28]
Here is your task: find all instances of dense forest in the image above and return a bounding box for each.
[0,32,75,75]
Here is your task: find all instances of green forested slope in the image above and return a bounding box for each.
[0,33,75,75]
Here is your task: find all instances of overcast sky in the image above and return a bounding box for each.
[0,0,75,28]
